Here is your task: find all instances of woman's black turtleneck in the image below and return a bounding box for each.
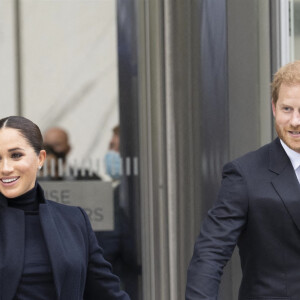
[4,183,56,300]
[7,182,39,212]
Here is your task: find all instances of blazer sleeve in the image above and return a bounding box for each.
[79,208,131,300]
[185,161,249,300]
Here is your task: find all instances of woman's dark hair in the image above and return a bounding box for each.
[0,116,44,155]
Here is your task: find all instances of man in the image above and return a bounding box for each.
[104,125,122,181]
[186,60,300,299]
[97,125,140,300]
[109,125,120,152]
[43,127,71,163]
[43,127,100,180]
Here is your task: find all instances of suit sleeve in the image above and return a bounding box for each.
[79,208,131,300]
[185,161,248,300]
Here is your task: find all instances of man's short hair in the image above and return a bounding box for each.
[272,60,300,105]
[113,125,120,136]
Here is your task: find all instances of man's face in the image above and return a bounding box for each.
[44,128,70,155]
[273,83,300,153]
[109,133,120,152]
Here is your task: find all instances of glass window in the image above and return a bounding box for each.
[290,0,300,60]
[18,1,141,298]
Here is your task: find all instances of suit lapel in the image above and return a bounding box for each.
[0,207,25,300]
[270,138,300,232]
[39,203,68,299]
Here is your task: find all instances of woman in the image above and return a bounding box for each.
[0,116,130,300]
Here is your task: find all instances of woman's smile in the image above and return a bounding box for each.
[0,176,20,185]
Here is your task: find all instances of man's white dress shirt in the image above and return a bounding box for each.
[280,139,300,184]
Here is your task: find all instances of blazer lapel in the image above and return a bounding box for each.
[270,138,300,232]
[0,207,25,300]
[39,204,68,299]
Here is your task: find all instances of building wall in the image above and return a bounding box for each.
[0,0,17,116]
[137,0,272,299]
[0,0,275,299]
[0,0,120,178]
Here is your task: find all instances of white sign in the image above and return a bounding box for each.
[39,180,114,231]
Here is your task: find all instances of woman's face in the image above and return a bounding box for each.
[0,128,46,198]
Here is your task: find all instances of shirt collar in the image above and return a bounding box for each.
[280,139,300,171]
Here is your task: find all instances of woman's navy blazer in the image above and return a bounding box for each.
[0,184,130,300]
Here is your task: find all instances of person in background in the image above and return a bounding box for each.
[0,115,130,300]
[104,125,122,182]
[43,127,100,180]
[96,125,139,300]
[186,60,300,299]
[43,127,70,164]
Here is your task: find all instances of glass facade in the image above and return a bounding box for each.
[14,1,142,299]
[292,0,300,60]
[0,0,283,299]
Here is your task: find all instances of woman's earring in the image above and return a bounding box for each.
[38,166,42,170]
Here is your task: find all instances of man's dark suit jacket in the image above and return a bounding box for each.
[186,138,300,300]
[0,184,130,300]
